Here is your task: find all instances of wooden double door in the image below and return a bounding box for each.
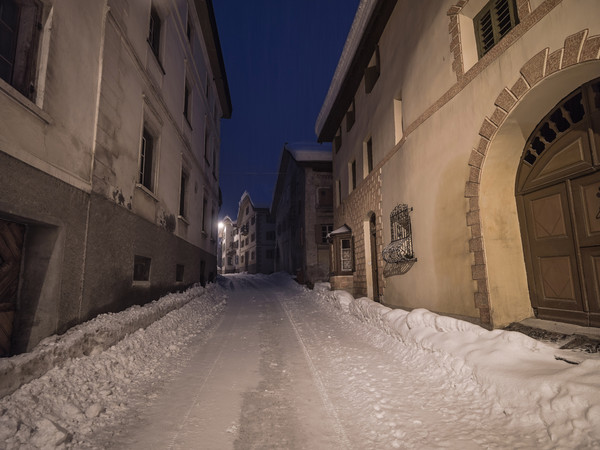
[0,218,26,356]
[518,78,600,326]
[522,174,600,325]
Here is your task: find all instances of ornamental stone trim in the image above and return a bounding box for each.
[463,29,600,326]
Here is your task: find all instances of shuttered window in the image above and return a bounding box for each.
[474,0,519,58]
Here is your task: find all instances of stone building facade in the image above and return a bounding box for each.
[271,144,333,285]
[317,0,600,328]
[0,0,231,355]
[219,216,237,274]
[234,192,276,274]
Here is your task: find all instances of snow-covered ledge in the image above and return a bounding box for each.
[0,285,207,399]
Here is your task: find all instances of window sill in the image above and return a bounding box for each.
[177,214,190,225]
[0,79,52,124]
[135,183,159,202]
[132,280,151,287]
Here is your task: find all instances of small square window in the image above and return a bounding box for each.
[133,255,151,282]
[176,264,184,282]
[320,224,333,244]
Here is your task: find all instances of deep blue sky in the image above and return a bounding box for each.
[213,0,360,219]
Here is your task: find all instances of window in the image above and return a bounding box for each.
[133,255,151,282]
[202,197,207,231]
[0,0,43,101]
[139,127,155,191]
[336,180,342,206]
[317,187,333,208]
[364,138,373,177]
[365,46,380,94]
[245,206,249,215]
[176,264,184,282]
[320,224,333,244]
[266,231,275,240]
[251,216,255,225]
[474,0,519,58]
[330,230,354,275]
[179,170,188,217]
[186,13,193,44]
[394,97,403,144]
[251,232,255,242]
[211,207,215,239]
[340,239,353,272]
[204,122,210,163]
[251,251,255,261]
[148,6,161,59]
[346,100,355,132]
[333,127,342,153]
[349,160,357,191]
[241,255,244,263]
[227,256,232,265]
[184,82,192,123]
[382,204,416,263]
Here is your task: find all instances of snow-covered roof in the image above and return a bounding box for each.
[327,224,352,238]
[284,142,332,162]
[315,0,377,139]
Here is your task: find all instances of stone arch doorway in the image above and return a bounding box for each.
[467,30,600,328]
[516,77,600,326]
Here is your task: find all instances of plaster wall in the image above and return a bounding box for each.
[0,0,105,189]
[331,0,600,324]
[96,1,222,258]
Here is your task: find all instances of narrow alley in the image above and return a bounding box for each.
[1,273,599,449]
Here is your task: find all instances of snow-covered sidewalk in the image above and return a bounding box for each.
[0,283,226,449]
[0,273,599,449]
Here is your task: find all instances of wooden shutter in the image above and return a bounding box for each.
[475,0,519,58]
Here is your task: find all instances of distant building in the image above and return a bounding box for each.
[235,192,276,274]
[272,144,333,285]
[316,0,600,328]
[0,0,231,355]
[219,216,238,274]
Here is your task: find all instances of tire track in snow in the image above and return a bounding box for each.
[165,301,239,450]
[278,294,352,450]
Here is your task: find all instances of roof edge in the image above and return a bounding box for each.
[196,0,233,119]
[315,0,397,141]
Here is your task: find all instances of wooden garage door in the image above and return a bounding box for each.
[0,218,26,356]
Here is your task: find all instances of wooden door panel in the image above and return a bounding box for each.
[572,172,600,246]
[0,219,26,356]
[581,247,600,313]
[523,184,584,312]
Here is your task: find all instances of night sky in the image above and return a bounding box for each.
[212,0,360,219]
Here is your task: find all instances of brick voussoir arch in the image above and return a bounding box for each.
[464,29,600,326]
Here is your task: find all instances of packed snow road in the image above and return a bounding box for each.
[1,272,599,448]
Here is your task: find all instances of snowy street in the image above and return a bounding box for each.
[1,273,600,449]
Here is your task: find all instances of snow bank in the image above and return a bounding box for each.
[0,285,206,399]
[0,283,226,449]
[320,289,600,446]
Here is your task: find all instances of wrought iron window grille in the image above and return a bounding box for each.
[383,204,416,276]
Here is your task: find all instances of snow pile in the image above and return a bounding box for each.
[319,289,600,447]
[0,283,226,449]
[0,286,207,399]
